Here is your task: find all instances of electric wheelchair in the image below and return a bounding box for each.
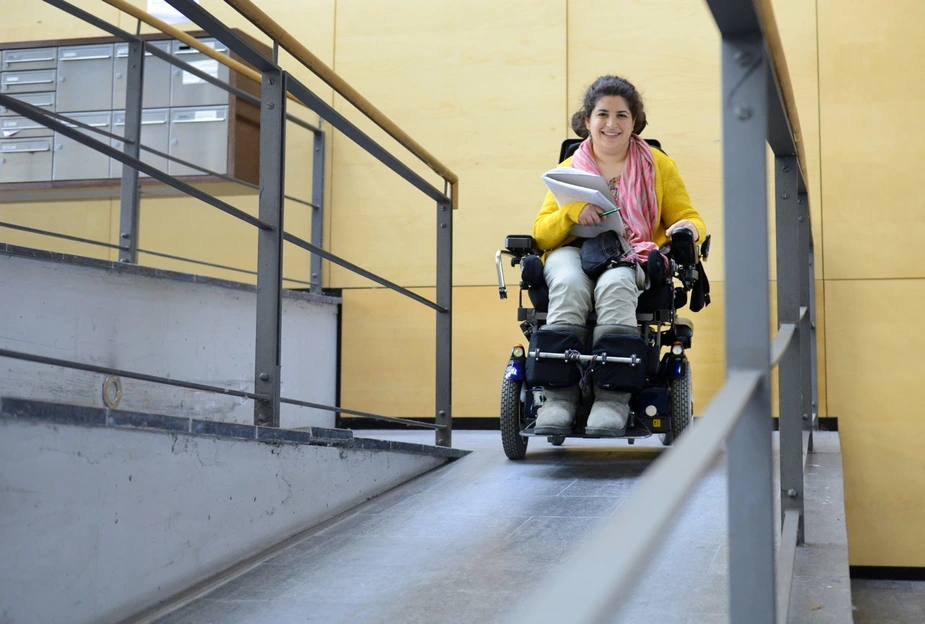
[494,138,711,460]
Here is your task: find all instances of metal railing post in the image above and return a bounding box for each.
[435,199,453,447]
[253,66,286,427]
[776,156,805,544]
[803,209,819,453]
[117,39,144,264]
[310,126,325,292]
[722,37,776,624]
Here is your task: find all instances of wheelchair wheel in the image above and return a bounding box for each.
[660,360,692,446]
[500,378,528,459]
[547,436,565,446]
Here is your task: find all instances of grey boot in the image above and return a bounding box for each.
[534,386,580,436]
[531,323,588,436]
[585,324,637,437]
[586,388,631,436]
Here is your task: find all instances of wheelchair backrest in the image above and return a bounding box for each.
[558,137,665,163]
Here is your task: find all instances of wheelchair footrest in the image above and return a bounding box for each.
[520,423,653,439]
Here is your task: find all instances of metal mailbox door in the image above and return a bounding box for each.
[0,91,56,117]
[2,47,57,72]
[0,138,53,183]
[112,41,171,109]
[168,106,228,176]
[1,116,53,140]
[110,108,169,178]
[1,69,56,95]
[169,39,230,108]
[56,44,114,112]
[52,111,111,180]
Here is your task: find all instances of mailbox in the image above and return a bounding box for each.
[168,105,228,176]
[0,138,53,183]
[2,47,57,72]
[110,108,170,178]
[0,91,55,117]
[52,111,111,180]
[112,41,171,110]
[56,44,114,112]
[169,39,230,108]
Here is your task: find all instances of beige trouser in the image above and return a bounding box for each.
[543,246,638,327]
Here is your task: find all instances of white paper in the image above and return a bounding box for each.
[147,0,199,25]
[194,110,220,121]
[541,167,626,238]
[182,59,219,85]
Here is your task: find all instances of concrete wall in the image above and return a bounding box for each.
[0,416,446,624]
[0,248,338,428]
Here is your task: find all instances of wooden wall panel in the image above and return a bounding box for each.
[0,1,121,41]
[818,0,925,281]
[340,286,527,419]
[0,200,115,260]
[568,0,724,280]
[337,282,817,421]
[826,279,925,565]
[329,0,567,289]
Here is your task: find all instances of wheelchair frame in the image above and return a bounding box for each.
[494,230,710,459]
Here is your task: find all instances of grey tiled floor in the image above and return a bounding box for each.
[851,580,925,623]
[153,430,851,624]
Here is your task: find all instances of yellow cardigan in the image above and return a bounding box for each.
[533,148,707,254]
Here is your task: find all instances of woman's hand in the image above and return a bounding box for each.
[578,203,605,226]
[667,219,700,242]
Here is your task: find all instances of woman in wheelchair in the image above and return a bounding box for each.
[531,75,706,438]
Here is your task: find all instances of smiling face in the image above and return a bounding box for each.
[585,95,634,158]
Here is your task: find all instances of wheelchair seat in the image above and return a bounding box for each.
[518,253,674,315]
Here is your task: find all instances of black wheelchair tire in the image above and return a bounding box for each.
[500,378,528,459]
[660,360,693,446]
[548,436,566,446]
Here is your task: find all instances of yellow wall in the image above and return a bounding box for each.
[3,0,924,568]
[817,0,925,567]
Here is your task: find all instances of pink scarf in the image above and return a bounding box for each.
[571,134,659,265]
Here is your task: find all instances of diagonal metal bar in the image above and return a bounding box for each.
[6,98,128,143]
[776,510,801,624]
[283,232,445,312]
[508,370,763,624]
[165,0,275,72]
[770,323,795,368]
[0,348,266,401]
[0,94,270,232]
[278,397,446,430]
[0,221,122,250]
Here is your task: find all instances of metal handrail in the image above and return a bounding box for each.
[0,347,436,430]
[509,371,763,624]
[755,0,808,182]
[511,1,820,622]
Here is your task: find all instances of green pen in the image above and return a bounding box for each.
[598,208,619,217]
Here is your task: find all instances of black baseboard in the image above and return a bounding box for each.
[851,566,925,581]
[338,417,500,431]
[770,417,838,432]
[339,416,837,432]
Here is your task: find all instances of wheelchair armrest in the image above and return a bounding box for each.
[505,235,539,257]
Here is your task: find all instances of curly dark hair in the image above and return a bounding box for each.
[570,75,647,138]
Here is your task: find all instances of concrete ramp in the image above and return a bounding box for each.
[0,398,466,624]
